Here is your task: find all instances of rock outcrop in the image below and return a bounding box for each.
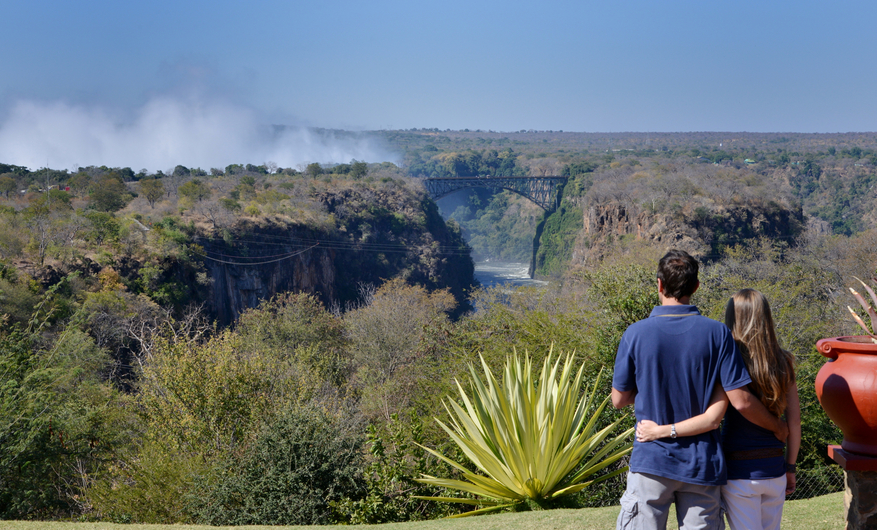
[200,198,474,325]
[200,222,339,325]
[567,199,805,266]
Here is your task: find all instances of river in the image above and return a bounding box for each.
[473,261,549,289]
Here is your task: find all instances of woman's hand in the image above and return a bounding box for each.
[785,472,796,496]
[636,420,666,442]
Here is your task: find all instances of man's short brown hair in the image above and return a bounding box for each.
[657,250,699,300]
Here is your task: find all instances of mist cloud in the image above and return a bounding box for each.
[0,97,398,172]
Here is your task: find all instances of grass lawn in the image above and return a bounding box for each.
[2,492,844,530]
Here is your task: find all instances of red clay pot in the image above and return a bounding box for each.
[815,336,877,457]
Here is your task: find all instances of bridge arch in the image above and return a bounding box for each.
[423,175,568,211]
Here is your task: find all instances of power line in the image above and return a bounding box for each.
[191,243,319,266]
[192,234,473,257]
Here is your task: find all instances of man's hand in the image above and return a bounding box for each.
[775,419,789,444]
[785,471,796,496]
[726,386,788,443]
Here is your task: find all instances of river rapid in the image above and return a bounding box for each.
[473,261,548,289]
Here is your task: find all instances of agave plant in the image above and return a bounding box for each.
[414,350,633,517]
[848,276,877,344]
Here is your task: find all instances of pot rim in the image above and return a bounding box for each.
[817,336,877,359]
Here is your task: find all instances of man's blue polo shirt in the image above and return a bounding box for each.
[612,305,751,486]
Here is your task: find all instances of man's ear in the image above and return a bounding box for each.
[692,280,700,295]
[657,278,665,296]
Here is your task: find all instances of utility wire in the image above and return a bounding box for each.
[192,234,472,256]
[192,243,319,266]
[195,247,315,260]
[193,232,458,250]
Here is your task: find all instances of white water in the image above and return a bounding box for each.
[473,261,548,289]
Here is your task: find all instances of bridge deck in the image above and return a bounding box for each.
[423,175,568,211]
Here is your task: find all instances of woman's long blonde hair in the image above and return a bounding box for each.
[724,289,795,417]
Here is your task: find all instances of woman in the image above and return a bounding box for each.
[636,289,800,530]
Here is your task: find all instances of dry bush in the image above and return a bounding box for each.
[344,278,455,421]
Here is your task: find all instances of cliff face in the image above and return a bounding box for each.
[200,224,339,325]
[199,186,474,325]
[561,199,805,267]
[577,203,702,260]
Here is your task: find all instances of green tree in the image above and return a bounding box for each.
[577,263,658,368]
[0,174,16,199]
[89,319,334,523]
[66,172,92,197]
[86,330,258,523]
[0,288,130,519]
[138,179,165,208]
[219,197,241,213]
[178,179,212,202]
[332,413,463,523]
[534,205,584,276]
[0,272,40,325]
[306,163,323,179]
[136,329,308,453]
[89,175,132,212]
[235,175,257,199]
[350,160,368,179]
[84,211,120,246]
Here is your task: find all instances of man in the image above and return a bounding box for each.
[612,249,787,530]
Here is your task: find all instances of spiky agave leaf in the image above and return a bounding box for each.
[849,289,877,332]
[851,277,877,333]
[847,306,877,343]
[854,277,877,310]
[415,349,633,516]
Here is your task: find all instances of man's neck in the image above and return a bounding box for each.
[660,293,692,306]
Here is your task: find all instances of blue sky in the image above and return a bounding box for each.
[1,1,876,169]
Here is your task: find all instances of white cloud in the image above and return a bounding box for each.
[0,97,398,172]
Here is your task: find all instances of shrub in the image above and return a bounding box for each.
[236,292,349,388]
[344,279,456,421]
[1,291,129,519]
[331,413,464,524]
[86,440,208,524]
[189,404,366,526]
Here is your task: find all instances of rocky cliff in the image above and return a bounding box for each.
[199,222,339,325]
[566,199,805,266]
[199,184,474,325]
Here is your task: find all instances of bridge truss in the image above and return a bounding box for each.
[423,175,568,211]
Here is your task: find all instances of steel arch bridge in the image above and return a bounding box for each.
[423,175,568,211]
